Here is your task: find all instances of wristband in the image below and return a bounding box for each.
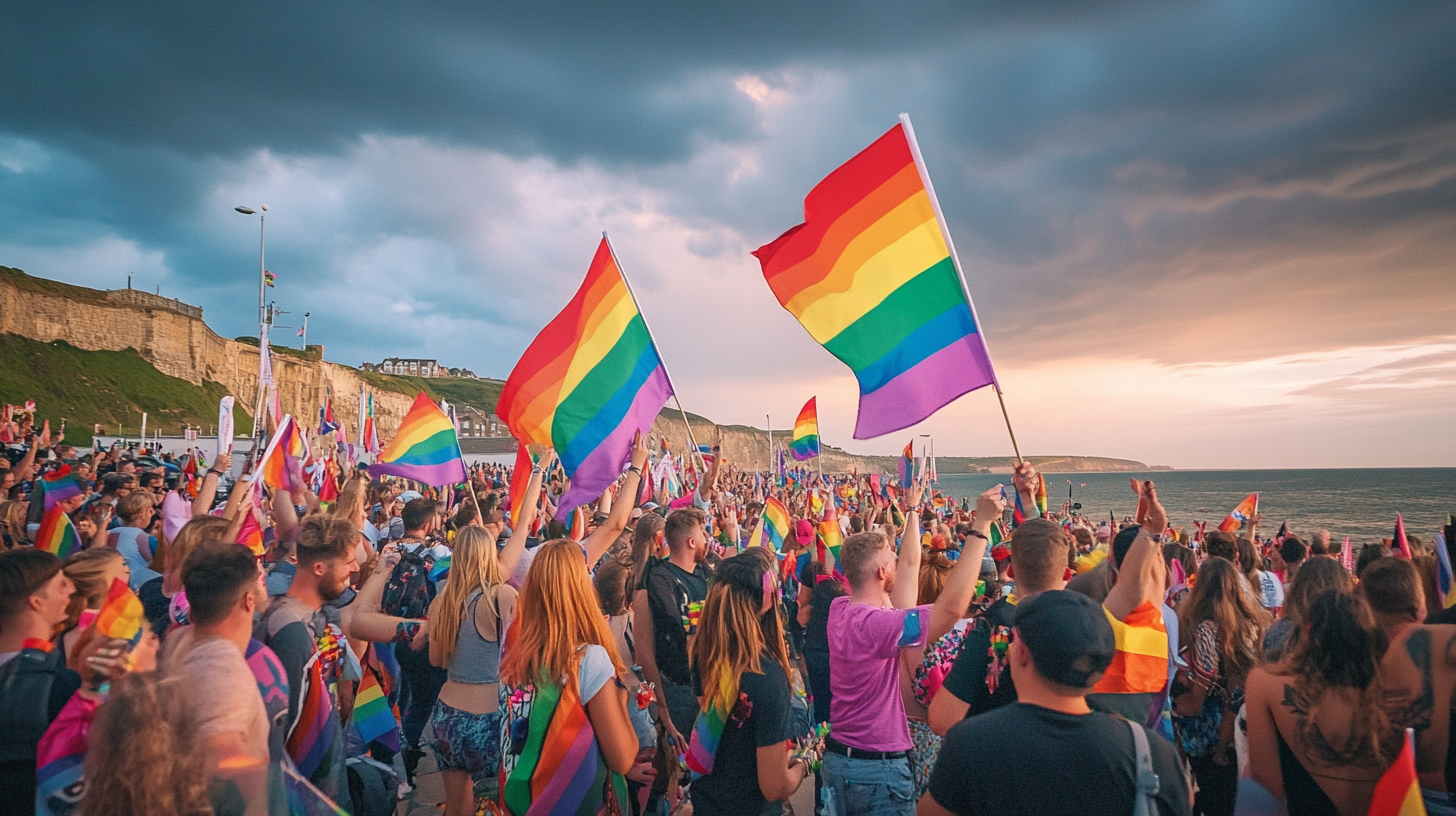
[628,466,642,475]
[966,529,988,541]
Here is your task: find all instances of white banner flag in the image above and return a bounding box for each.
[217,396,235,457]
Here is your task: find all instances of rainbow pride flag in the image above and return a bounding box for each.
[500,676,629,816]
[748,497,792,551]
[789,397,820,461]
[1092,601,1168,696]
[368,393,467,486]
[686,670,735,778]
[36,505,80,559]
[496,237,674,515]
[898,440,915,488]
[41,465,83,510]
[753,117,998,439]
[286,656,337,780]
[94,578,144,645]
[259,415,308,490]
[353,668,400,752]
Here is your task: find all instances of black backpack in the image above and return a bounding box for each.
[381,544,436,619]
[0,646,63,763]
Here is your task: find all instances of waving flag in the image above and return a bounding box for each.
[496,237,674,515]
[1218,493,1259,533]
[368,393,467,486]
[1341,536,1354,573]
[318,399,340,436]
[789,397,820,461]
[898,440,915,488]
[37,505,80,559]
[258,415,308,491]
[753,117,998,439]
[41,466,83,510]
[1367,729,1424,816]
[94,578,145,646]
[747,497,792,552]
[1435,531,1453,609]
[353,667,401,752]
[1393,513,1413,559]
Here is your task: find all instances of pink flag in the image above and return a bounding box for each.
[1394,513,1412,559]
[1341,536,1354,573]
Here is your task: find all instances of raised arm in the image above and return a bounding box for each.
[582,432,650,567]
[928,485,1005,642]
[891,479,926,609]
[498,453,549,579]
[192,452,232,517]
[1012,462,1040,521]
[347,544,426,644]
[1104,481,1168,621]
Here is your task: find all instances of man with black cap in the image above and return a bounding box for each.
[919,591,1190,816]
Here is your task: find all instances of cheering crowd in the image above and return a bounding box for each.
[3,407,1456,816]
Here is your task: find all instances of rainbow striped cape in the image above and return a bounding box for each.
[1092,601,1169,695]
[500,674,629,816]
[754,118,998,439]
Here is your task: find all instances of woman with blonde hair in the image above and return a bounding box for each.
[1,500,30,548]
[424,524,517,816]
[498,538,641,816]
[60,547,130,657]
[688,552,807,816]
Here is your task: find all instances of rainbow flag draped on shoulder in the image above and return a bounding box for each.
[368,393,467,486]
[754,116,998,439]
[496,236,674,515]
[789,397,820,461]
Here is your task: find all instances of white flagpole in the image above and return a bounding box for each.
[898,112,1022,463]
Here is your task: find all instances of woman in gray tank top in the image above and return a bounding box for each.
[427,525,517,816]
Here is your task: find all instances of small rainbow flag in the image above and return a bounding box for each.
[287,657,337,780]
[753,117,998,439]
[1367,728,1424,816]
[353,669,400,752]
[818,517,844,566]
[93,578,145,645]
[368,393,467,486]
[898,440,915,488]
[264,269,276,287]
[258,415,308,491]
[496,236,674,515]
[1218,493,1259,533]
[36,505,80,559]
[789,397,820,461]
[41,466,83,510]
[748,497,792,552]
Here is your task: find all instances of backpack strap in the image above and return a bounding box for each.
[1126,718,1161,816]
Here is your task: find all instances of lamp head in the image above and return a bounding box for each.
[234,206,255,215]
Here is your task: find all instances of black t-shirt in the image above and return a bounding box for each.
[803,577,845,654]
[690,655,794,816]
[940,597,1019,717]
[929,703,1191,816]
[643,559,711,685]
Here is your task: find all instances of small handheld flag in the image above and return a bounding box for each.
[1394,514,1413,560]
[93,578,145,646]
[368,393,467,487]
[789,397,820,461]
[747,498,792,552]
[36,505,80,559]
[1218,493,1259,533]
[898,440,915,489]
[1366,728,1424,816]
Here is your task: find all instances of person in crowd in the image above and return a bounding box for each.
[161,542,272,810]
[919,590,1191,816]
[819,479,926,816]
[1240,536,1284,612]
[392,495,453,779]
[58,547,129,656]
[688,552,807,815]
[426,525,517,816]
[0,548,78,813]
[1245,589,1395,816]
[1280,537,1308,591]
[1310,529,1332,556]
[1262,557,1352,662]
[498,539,643,815]
[797,558,842,725]
[255,514,359,802]
[1172,556,1268,816]
[635,506,712,754]
[108,491,161,590]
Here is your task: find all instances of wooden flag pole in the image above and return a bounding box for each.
[898,112,1023,464]
[603,232,710,475]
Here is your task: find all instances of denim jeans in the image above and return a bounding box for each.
[819,751,915,816]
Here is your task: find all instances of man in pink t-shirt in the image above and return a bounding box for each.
[822,481,926,816]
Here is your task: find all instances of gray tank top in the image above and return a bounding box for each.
[447,588,501,684]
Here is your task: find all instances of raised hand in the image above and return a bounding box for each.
[1141,481,1167,535]
[975,485,1006,519]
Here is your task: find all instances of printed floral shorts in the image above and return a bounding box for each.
[427,699,503,781]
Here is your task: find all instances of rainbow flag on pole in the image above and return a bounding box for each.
[368,393,467,486]
[259,415,308,490]
[496,236,674,515]
[898,440,915,488]
[748,497,792,552]
[353,668,400,752]
[94,578,145,645]
[753,116,998,439]
[36,505,80,559]
[789,397,820,461]
[41,466,83,511]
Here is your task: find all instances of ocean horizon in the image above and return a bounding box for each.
[933,467,1455,543]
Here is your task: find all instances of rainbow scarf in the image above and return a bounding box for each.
[686,671,738,778]
[501,674,629,816]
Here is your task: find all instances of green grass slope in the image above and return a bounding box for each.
[0,334,241,445]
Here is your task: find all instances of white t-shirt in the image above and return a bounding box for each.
[1255,570,1285,610]
[163,629,270,762]
[577,643,616,703]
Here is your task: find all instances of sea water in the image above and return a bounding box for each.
[933,468,1456,543]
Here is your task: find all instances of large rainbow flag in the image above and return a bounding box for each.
[753,117,998,439]
[36,505,80,559]
[789,397,820,461]
[496,237,674,514]
[368,393,467,486]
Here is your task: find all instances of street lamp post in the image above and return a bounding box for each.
[234,205,267,332]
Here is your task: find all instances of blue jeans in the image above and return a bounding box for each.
[819,751,915,816]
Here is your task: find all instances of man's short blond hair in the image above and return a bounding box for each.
[839,530,891,589]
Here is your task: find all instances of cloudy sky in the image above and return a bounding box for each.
[2,1,1453,468]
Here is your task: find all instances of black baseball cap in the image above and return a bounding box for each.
[1013,590,1116,689]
